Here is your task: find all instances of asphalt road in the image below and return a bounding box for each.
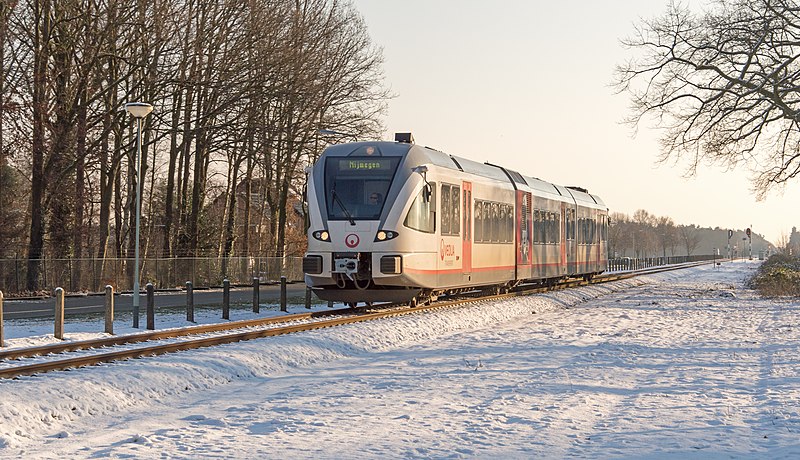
[1,283,318,319]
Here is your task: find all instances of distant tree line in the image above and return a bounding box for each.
[608,209,771,259]
[0,0,388,290]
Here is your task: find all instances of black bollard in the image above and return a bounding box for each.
[146,283,155,330]
[280,276,287,312]
[305,287,311,310]
[186,281,194,323]
[253,277,260,313]
[222,279,230,320]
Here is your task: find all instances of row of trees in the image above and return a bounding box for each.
[0,0,389,290]
[609,209,774,258]
[609,210,704,258]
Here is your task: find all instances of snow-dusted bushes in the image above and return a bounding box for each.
[749,254,800,297]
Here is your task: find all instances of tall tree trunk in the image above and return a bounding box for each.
[72,91,87,290]
[27,0,51,291]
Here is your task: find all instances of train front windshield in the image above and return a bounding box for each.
[325,156,400,221]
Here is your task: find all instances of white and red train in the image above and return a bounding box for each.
[303,134,608,305]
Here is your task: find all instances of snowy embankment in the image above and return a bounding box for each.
[2,261,800,458]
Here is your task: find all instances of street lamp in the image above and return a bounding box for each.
[125,102,153,328]
[318,128,357,141]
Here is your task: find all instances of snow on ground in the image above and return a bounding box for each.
[2,260,800,458]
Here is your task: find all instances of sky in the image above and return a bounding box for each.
[350,0,800,245]
[3,261,800,456]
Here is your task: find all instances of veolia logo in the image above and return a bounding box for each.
[440,239,455,260]
[345,233,360,248]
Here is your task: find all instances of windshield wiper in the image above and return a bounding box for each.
[331,189,356,226]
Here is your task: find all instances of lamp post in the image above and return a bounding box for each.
[125,102,153,328]
[318,128,357,141]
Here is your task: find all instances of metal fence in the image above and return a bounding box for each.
[607,254,718,272]
[0,253,721,296]
[0,256,304,295]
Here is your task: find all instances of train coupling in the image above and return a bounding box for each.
[332,252,372,281]
[333,257,359,280]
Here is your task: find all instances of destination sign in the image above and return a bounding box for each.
[338,158,393,171]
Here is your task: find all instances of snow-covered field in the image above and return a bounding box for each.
[2,260,799,458]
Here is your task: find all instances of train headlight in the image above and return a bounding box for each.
[312,230,330,242]
[375,230,399,242]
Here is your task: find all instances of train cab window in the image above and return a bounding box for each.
[324,156,400,221]
[404,184,436,233]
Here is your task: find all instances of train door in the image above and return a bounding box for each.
[560,203,567,276]
[566,205,577,275]
[595,211,601,273]
[462,181,472,280]
[516,191,532,280]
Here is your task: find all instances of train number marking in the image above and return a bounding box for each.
[345,233,360,248]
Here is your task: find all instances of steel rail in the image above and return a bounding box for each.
[0,260,713,379]
[0,306,366,361]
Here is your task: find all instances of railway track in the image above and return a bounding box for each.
[0,261,711,379]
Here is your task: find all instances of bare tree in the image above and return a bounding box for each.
[615,0,800,198]
[775,229,790,254]
[678,224,703,256]
[654,215,677,257]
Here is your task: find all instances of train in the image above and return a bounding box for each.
[302,133,608,306]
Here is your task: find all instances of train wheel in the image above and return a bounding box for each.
[408,297,418,308]
[347,302,357,308]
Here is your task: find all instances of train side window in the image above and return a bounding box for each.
[489,202,497,242]
[505,204,512,243]
[544,211,551,244]
[404,184,436,233]
[474,200,482,243]
[544,212,550,244]
[501,205,508,243]
[567,209,575,241]
[452,186,461,236]
[441,184,451,235]
[499,205,505,243]
[554,212,559,244]
[572,210,576,241]
[556,212,561,243]
[483,202,491,242]
[440,184,460,236]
